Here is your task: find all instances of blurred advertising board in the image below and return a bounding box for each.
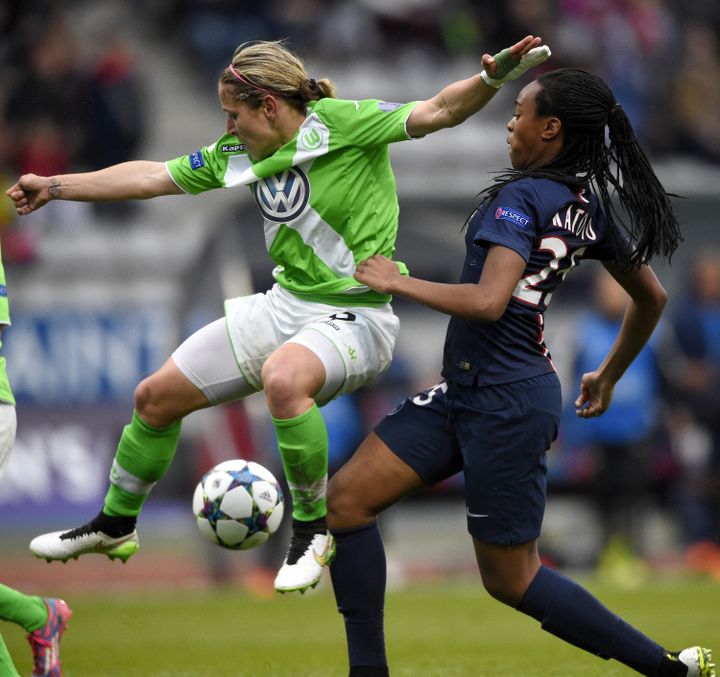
[4,308,175,405]
[0,308,176,522]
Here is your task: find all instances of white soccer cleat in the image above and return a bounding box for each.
[274,530,336,594]
[30,524,140,563]
[678,646,716,677]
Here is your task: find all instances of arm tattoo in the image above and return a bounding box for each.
[439,94,459,124]
[48,177,62,200]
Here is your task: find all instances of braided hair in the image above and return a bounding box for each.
[479,68,681,267]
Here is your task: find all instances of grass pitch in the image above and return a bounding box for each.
[3,575,718,676]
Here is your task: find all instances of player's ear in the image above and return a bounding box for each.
[541,116,562,142]
[263,94,280,119]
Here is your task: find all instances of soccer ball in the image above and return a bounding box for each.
[193,459,284,550]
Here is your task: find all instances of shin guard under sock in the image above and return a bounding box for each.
[330,523,388,672]
[273,404,328,522]
[104,411,181,517]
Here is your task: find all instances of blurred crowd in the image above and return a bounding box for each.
[1,0,719,262]
[159,0,720,161]
[546,255,720,580]
[1,0,719,582]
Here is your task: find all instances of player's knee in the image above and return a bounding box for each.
[327,478,351,525]
[327,477,376,530]
[262,360,302,410]
[474,539,540,607]
[476,558,532,607]
[478,567,521,606]
[133,377,176,428]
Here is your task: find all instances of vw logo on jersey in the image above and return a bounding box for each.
[252,167,310,223]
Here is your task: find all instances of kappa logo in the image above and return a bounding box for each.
[221,143,245,152]
[299,127,323,151]
[253,167,310,223]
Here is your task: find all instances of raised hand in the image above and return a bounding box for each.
[481,35,551,88]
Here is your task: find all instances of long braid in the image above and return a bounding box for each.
[478,68,681,267]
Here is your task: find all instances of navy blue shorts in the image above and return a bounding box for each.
[375,373,561,545]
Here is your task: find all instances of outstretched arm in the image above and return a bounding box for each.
[355,245,526,321]
[5,161,182,216]
[574,262,668,418]
[406,35,550,137]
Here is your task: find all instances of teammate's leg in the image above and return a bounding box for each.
[30,318,255,562]
[0,585,72,677]
[0,634,19,677]
[328,433,427,677]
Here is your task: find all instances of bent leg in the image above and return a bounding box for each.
[103,357,207,518]
[328,433,426,677]
[328,432,426,530]
[474,539,672,676]
[105,317,251,520]
[264,342,338,592]
[0,583,47,630]
[29,319,253,561]
[263,342,328,522]
[473,539,542,606]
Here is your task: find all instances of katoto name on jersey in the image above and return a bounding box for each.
[553,203,596,241]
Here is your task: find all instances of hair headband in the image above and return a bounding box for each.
[228,64,278,97]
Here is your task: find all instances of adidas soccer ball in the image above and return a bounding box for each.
[193,459,284,550]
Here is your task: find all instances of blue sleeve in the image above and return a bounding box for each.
[471,182,541,261]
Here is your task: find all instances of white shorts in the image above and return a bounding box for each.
[173,284,399,406]
[0,403,17,481]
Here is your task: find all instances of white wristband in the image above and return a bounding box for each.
[479,70,503,89]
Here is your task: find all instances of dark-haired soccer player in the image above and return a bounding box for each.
[327,68,714,677]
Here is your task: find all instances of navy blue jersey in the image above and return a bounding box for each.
[442,177,621,386]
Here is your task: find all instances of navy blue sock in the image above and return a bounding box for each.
[329,522,388,674]
[518,566,666,676]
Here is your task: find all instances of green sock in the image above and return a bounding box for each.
[273,404,328,522]
[0,584,47,632]
[103,411,182,517]
[0,634,20,677]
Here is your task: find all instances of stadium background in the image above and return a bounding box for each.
[0,0,719,635]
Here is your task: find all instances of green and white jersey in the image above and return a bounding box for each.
[166,97,418,306]
[0,247,14,405]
